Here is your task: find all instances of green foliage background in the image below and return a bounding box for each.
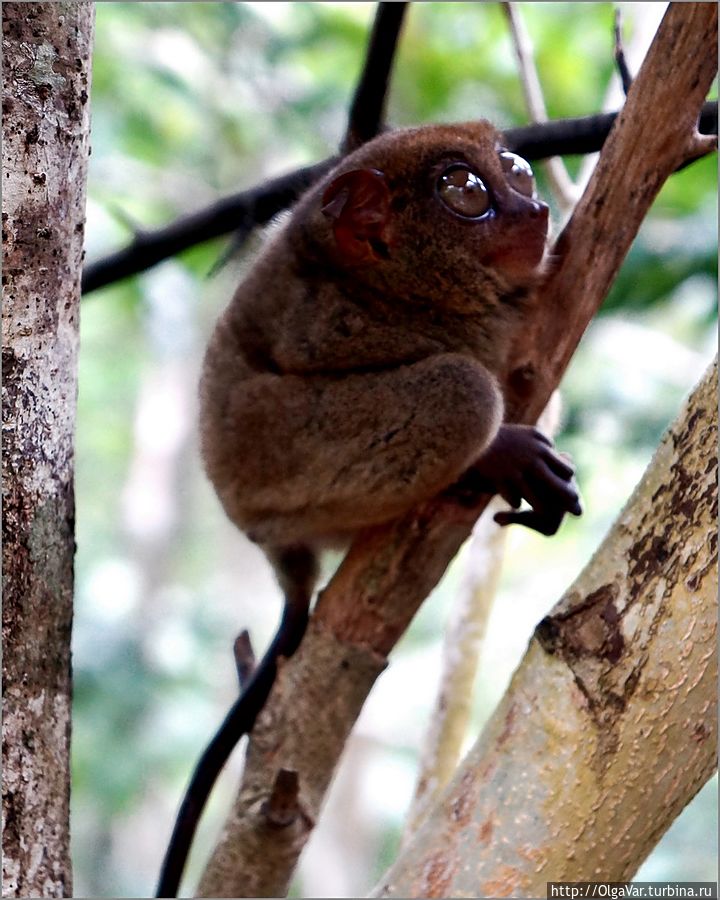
[75,3,717,896]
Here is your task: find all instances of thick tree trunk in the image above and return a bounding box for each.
[375,360,718,897]
[2,4,94,896]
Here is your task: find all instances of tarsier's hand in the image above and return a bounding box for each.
[452,424,582,536]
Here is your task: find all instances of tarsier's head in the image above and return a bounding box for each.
[292,120,549,309]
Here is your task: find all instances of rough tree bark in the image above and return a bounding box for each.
[2,4,94,897]
[375,359,718,897]
[195,4,717,897]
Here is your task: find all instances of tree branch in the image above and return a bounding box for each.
[503,99,717,160]
[502,2,579,212]
[403,393,562,846]
[401,500,508,848]
[375,358,718,897]
[81,159,335,295]
[342,2,407,152]
[81,102,718,297]
[195,3,718,896]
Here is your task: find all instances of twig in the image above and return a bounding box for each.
[233,631,256,689]
[614,8,634,96]
[104,201,148,239]
[342,3,408,152]
[502,2,578,213]
[81,104,717,297]
[575,4,663,194]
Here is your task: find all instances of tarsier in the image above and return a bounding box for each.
[157,120,581,896]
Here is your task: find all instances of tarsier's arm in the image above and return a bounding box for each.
[157,120,581,896]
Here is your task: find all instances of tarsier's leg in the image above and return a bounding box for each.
[212,353,504,545]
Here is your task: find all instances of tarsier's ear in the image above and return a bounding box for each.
[321,168,391,264]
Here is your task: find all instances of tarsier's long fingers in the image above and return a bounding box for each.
[539,446,576,480]
[494,507,565,536]
[528,462,583,514]
[458,424,582,530]
[494,468,582,535]
[494,482,524,509]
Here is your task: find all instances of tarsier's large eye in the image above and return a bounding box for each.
[437,164,491,218]
[499,150,536,197]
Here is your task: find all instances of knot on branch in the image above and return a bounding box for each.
[536,584,624,666]
[507,361,537,397]
[261,768,312,831]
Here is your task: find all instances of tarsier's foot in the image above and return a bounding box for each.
[449,424,582,536]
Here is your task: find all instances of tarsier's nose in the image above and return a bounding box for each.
[502,189,548,221]
[503,196,549,232]
[529,200,549,221]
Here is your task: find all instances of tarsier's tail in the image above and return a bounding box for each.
[155,593,311,897]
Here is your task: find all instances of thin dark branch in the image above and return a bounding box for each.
[342,3,408,152]
[503,113,624,158]
[81,159,337,295]
[613,9,634,96]
[504,100,717,157]
[84,3,406,296]
[81,102,717,297]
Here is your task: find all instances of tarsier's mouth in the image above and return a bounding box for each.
[482,229,548,281]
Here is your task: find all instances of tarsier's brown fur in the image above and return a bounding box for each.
[158,120,580,896]
[200,121,554,554]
